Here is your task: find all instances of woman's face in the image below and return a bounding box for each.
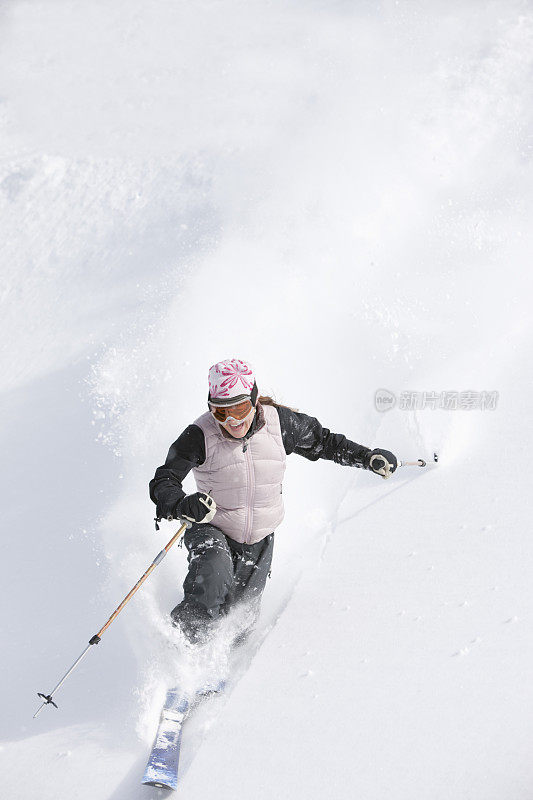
[219,405,256,438]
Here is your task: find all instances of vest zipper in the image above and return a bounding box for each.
[243,443,255,544]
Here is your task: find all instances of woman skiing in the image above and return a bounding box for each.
[149,358,397,643]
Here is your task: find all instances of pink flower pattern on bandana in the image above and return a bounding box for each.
[209,359,255,399]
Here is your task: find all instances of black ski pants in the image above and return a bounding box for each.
[171,522,274,640]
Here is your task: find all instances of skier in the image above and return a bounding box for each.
[149,358,397,644]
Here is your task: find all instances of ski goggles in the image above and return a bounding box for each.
[210,399,253,423]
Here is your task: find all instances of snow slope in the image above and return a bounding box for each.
[1,1,532,798]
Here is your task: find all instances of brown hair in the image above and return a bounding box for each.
[258,395,298,412]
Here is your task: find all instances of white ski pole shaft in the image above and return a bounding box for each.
[34,645,93,718]
[398,453,438,468]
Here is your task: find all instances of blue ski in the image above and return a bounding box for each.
[142,688,190,790]
[142,680,225,790]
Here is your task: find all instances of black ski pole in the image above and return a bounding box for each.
[33,520,191,719]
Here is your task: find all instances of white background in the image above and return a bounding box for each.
[1,2,532,798]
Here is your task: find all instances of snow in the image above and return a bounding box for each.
[1,1,533,798]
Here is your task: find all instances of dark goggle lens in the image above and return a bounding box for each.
[211,400,252,422]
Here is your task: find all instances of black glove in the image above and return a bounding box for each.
[365,448,398,479]
[175,492,216,523]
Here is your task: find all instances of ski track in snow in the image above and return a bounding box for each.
[2,2,533,799]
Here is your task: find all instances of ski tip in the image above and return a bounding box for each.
[142,778,175,790]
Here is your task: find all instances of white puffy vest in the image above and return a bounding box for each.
[192,404,286,544]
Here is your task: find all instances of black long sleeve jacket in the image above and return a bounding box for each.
[149,405,371,520]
